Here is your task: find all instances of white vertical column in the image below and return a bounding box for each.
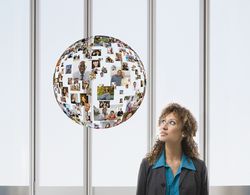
[83,1,92,195]
[30,0,36,194]
[148,0,156,151]
[199,0,209,164]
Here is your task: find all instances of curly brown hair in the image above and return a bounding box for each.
[146,103,200,165]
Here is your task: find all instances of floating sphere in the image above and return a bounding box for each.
[53,35,146,129]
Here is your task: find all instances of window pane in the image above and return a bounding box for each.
[209,0,250,186]
[156,0,200,147]
[92,0,148,187]
[37,0,85,190]
[0,0,30,186]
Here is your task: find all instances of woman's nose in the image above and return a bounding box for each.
[161,126,168,130]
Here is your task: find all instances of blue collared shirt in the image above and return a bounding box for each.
[152,150,196,195]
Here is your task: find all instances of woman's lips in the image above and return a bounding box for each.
[160,132,168,136]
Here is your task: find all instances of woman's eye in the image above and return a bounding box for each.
[169,121,176,125]
[160,120,166,125]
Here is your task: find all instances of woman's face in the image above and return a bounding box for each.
[158,112,183,144]
[93,61,99,67]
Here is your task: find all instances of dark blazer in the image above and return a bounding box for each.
[136,157,209,195]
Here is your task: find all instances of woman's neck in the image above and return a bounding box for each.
[164,142,182,162]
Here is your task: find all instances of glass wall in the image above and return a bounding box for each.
[4,0,250,195]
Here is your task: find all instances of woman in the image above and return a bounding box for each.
[136,103,208,195]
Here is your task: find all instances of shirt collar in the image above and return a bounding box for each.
[152,149,196,171]
[181,153,196,171]
[152,150,166,169]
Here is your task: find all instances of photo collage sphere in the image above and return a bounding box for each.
[53,35,146,129]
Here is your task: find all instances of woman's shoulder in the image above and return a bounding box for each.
[141,157,149,165]
[140,157,153,169]
[190,157,207,172]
